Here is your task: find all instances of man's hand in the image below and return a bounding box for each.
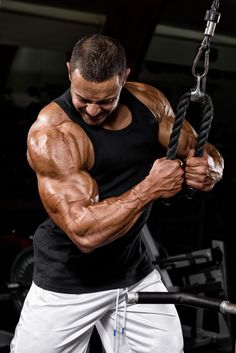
[142,157,185,200]
[184,149,222,192]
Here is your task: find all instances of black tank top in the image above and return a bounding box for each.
[33,87,165,294]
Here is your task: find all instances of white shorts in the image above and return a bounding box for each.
[10,269,184,353]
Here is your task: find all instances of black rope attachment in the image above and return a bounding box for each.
[165,0,221,203]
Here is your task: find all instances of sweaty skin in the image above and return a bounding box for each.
[27,79,224,253]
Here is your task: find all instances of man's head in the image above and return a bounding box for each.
[67,34,130,126]
[68,34,128,83]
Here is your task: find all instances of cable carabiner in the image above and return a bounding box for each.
[192,37,210,80]
[191,39,210,102]
[190,0,221,102]
[191,74,205,102]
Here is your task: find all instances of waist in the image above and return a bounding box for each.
[32,207,153,293]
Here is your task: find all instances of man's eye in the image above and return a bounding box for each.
[100,99,116,105]
[100,101,110,105]
[76,96,116,105]
[79,98,88,103]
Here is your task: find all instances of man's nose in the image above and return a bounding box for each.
[85,103,102,117]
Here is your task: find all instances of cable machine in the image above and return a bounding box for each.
[128,1,236,351]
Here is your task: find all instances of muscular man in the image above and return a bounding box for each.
[10,34,223,353]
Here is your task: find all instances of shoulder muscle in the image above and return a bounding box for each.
[125,81,175,122]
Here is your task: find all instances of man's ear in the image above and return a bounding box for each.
[125,68,131,79]
[122,68,131,85]
[66,62,71,81]
[125,67,131,81]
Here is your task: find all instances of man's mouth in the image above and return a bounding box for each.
[83,112,106,124]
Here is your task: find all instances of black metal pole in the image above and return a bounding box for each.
[126,291,236,315]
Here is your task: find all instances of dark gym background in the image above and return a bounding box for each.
[0,1,236,352]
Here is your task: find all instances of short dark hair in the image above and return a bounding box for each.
[69,34,127,82]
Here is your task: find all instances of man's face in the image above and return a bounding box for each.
[68,67,125,126]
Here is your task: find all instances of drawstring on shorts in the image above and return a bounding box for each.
[122,288,128,335]
[113,287,128,352]
[113,289,120,337]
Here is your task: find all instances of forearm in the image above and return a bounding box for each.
[66,159,184,252]
[38,169,155,252]
[66,181,153,252]
[40,158,184,253]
